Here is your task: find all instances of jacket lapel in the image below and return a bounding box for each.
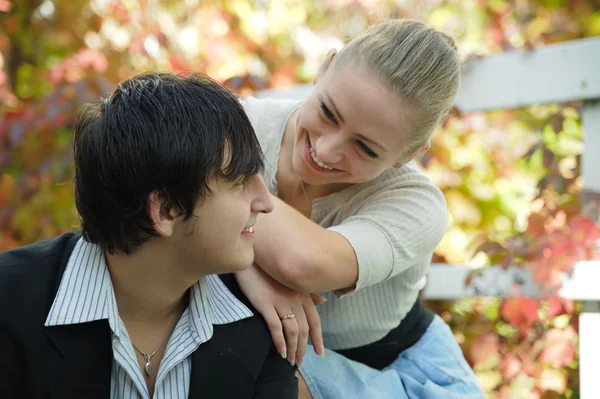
[188,329,254,398]
[45,320,113,399]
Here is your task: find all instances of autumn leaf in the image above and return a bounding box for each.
[500,297,540,337]
[0,0,11,12]
[526,212,547,236]
[500,353,521,380]
[568,215,600,247]
[546,297,574,319]
[470,333,501,369]
[539,327,577,368]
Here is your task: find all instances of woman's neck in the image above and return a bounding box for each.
[277,108,303,194]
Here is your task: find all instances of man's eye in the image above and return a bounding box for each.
[320,103,338,124]
[235,175,249,186]
[357,141,378,158]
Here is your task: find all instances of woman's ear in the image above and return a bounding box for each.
[392,141,431,169]
[313,49,337,85]
[420,140,431,154]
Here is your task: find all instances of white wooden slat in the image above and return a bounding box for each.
[455,37,600,112]
[582,101,600,193]
[422,261,600,301]
[579,302,600,399]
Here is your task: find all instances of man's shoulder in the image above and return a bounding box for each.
[215,273,268,339]
[0,232,79,324]
[214,274,276,370]
[0,232,78,280]
[217,273,256,312]
[1,231,77,262]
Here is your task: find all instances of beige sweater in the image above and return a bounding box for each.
[243,96,448,349]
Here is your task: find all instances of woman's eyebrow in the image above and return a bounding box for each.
[324,91,387,153]
[324,92,345,123]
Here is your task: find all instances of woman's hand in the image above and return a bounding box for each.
[235,263,325,366]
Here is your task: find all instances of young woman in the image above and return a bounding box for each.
[235,19,484,398]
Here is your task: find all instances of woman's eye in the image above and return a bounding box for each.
[320,103,338,124]
[357,141,378,158]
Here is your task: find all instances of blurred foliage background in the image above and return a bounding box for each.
[2,0,600,397]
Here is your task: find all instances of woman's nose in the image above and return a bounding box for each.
[314,134,343,164]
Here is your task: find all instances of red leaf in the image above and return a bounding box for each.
[527,213,548,236]
[540,327,576,367]
[501,353,521,380]
[500,297,540,335]
[568,216,600,247]
[546,297,574,318]
[0,0,11,12]
[469,333,500,368]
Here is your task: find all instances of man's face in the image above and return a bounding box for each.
[172,173,273,276]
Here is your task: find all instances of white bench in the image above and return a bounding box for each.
[258,37,600,397]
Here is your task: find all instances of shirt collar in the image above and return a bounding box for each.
[45,237,253,344]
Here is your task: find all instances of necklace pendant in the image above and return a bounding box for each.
[145,359,152,376]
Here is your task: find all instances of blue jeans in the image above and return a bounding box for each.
[299,315,484,399]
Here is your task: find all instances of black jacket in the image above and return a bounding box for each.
[0,232,298,398]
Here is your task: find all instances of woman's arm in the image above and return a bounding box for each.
[254,167,448,295]
[253,195,359,294]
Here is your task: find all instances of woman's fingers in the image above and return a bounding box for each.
[293,307,310,367]
[262,306,288,359]
[310,293,327,305]
[280,310,299,366]
[304,297,325,357]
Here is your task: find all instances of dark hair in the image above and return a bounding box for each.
[73,72,263,254]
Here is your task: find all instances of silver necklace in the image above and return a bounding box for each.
[131,325,176,377]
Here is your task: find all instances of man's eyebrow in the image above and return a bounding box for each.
[325,91,387,153]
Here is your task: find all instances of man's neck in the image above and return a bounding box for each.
[105,243,196,325]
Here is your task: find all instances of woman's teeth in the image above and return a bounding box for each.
[309,144,334,171]
[242,227,254,233]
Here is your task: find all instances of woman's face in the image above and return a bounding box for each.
[292,65,420,188]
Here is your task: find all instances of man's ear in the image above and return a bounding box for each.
[313,48,337,85]
[147,191,177,238]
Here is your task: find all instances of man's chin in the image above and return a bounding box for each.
[227,256,255,273]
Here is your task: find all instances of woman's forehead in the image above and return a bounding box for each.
[321,66,417,152]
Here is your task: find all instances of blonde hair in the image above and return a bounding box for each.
[330,19,460,157]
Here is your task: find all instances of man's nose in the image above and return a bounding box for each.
[250,175,274,214]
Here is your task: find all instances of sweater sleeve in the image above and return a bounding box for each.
[327,163,448,296]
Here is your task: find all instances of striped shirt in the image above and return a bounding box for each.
[45,238,253,398]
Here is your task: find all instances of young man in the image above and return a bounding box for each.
[0,72,298,398]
